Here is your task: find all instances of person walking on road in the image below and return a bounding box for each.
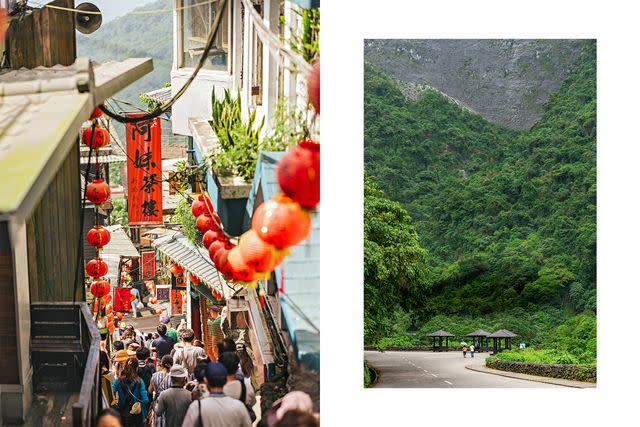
[218,351,257,422]
[112,358,149,427]
[153,324,176,359]
[154,364,193,427]
[181,362,252,427]
[130,285,142,318]
[462,346,468,358]
[470,345,475,358]
[160,316,179,343]
[173,328,207,377]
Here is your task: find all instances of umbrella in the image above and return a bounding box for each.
[460,341,467,346]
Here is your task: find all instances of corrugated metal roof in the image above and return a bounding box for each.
[247,151,320,371]
[144,86,172,104]
[152,231,226,295]
[0,57,152,218]
[102,225,140,258]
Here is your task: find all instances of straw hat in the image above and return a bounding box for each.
[114,350,129,363]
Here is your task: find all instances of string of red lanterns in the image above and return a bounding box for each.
[83,106,116,335]
[194,60,320,288]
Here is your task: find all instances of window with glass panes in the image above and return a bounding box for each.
[180,0,231,71]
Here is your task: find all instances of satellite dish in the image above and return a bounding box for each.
[75,3,102,34]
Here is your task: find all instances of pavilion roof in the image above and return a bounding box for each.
[466,329,492,337]
[487,329,517,338]
[426,330,454,337]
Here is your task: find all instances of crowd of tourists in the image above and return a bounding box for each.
[97,317,319,427]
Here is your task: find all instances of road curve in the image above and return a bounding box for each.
[365,351,562,388]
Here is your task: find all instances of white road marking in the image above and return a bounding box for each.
[423,369,429,373]
[431,373,438,377]
[444,380,453,385]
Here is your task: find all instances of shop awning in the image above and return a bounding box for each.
[102,225,140,258]
[152,231,226,295]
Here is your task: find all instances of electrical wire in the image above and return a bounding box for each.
[98,0,228,124]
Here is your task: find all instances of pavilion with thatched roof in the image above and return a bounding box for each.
[465,330,492,352]
[426,330,455,352]
[487,329,517,353]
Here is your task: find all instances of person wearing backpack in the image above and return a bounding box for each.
[112,358,149,427]
[172,328,206,377]
[218,351,257,423]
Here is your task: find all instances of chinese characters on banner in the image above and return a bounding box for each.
[114,288,131,313]
[126,115,163,225]
[171,290,184,315]
[141,251,156,280]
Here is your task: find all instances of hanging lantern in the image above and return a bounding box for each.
[208,240,226,262]
[102,294,112,306]
[277,140,320,209]
[90,279,111,298]
[85,257,108,278]
[238,229,286,273]
[217,250,235,279]
[107,323,116,334]
[90,106,104,120]
[86,179,111,205]
[203,229,218,249]
[146,282,154,291]
[212,246,227,269]
[155,308,163,315]
[170,263,184,276]
[308,60,320,114]
[87,226,111,248]
[227,247,256,283]
[93,299,100,314]
[191,194,214,217]
[82,125,110,149]
[189,273,200,285]
[105,304,113,316]
[115,312,124,321]
[259,287,265,309]
[196,213,220,234]
[149,297,158,304]
[252,194,312,249]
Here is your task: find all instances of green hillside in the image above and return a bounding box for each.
[364,41,596,362]
[77,0,173,105]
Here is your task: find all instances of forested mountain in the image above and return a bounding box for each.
[364,41,596,362]
[77,0,173,105]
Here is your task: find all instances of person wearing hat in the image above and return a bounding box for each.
[113,350,129,378]
[154,364,192,427]
[182,362,251,427]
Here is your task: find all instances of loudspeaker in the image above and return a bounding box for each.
[74,2,102,34]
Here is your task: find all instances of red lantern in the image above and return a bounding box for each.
[208,240,226,261]
[108,323,116,334]
[90,279,111,298]
[189,273,200,284]
[308,60,320,114]
[105,304,113,315]
[196,213,220,234]
[203,229,218,249]
[103,293,112,305]
[227,247,256,283]
[212,246,227,269]
[155,308,163,315]
[217,250,234,279]
[90,106,104,120]
[87,226,111,248]
[82,125,110,149]
[170,263,184,276]
[115,312,124,321]
[149,297,158,304]
[191,194,214,217]
[277,140,320,209]
[252,194,312,249]
[86,257,108,278]
[146,282,154,291]
[238,229,285,273]
[86,179,110,205]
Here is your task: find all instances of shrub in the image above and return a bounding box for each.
[486,358,596,383]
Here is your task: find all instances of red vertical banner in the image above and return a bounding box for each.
[171,289,184,315]
[114,288,131,313]
[126,115,163,225]
[141,251,156,279]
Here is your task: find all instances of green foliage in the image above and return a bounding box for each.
[171,160,207,193]
[172,199,197,244]
[281,7,320,63]
[364,360,372,388]
[110,197,128,230]
[109,162,124,186]
[364,178,431,345]
[363,42,597,364]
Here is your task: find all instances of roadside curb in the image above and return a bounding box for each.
[465,364,597,388]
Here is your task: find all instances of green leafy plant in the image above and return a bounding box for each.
[280,7,320,63]
[171,160,207,193]
[172,199,197,244]
[110,197,129,230]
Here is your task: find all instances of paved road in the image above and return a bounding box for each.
[365,351,562,388]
